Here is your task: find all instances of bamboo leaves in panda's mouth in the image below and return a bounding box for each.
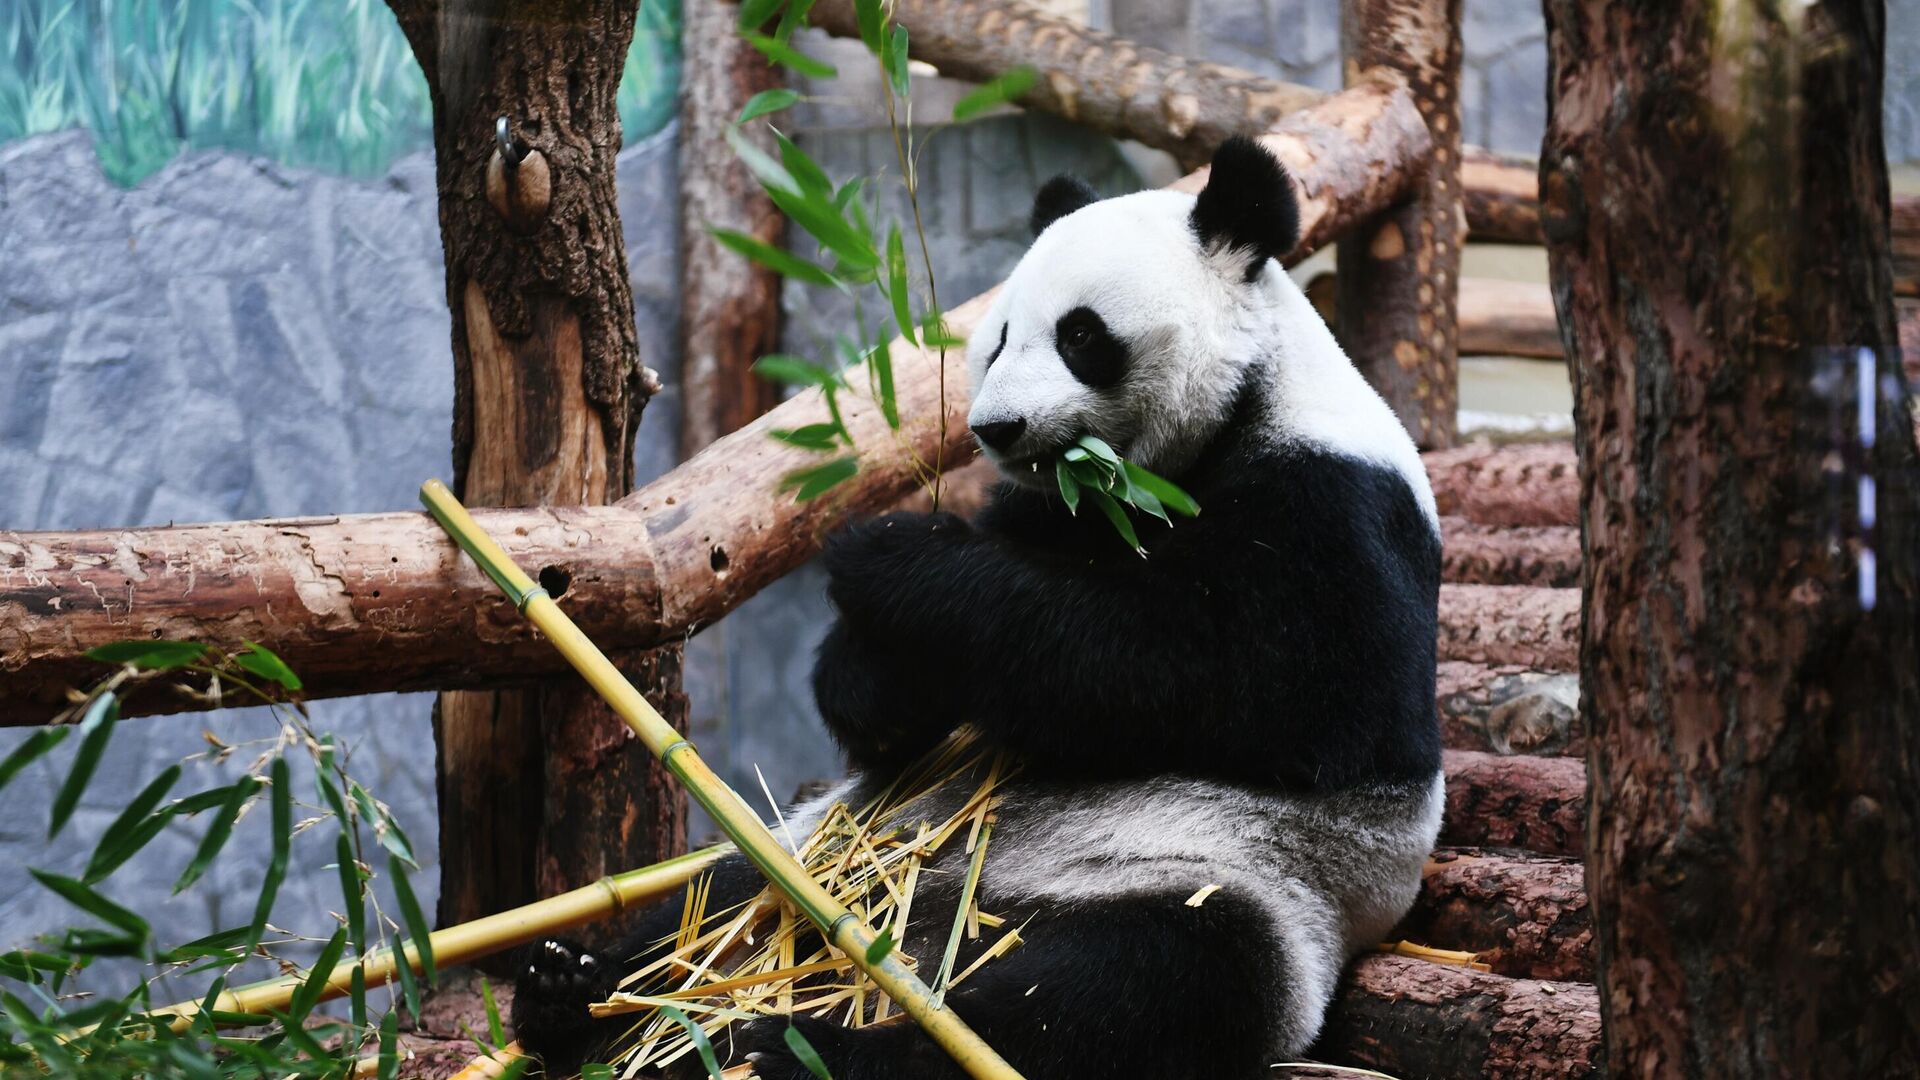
[1054,436,1201,556]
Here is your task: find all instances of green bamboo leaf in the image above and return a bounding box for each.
[1087,489,1144,556]
[772,129,834,198]
[920,313,965,348]
[709,226,838,287]
[390,853,436,985]
[884,25,911,98]
[1122,475,1170,525]
[868,339,899,430]
[754,355,840,388]
[774,0,818,41]
[0,727,69,795]
[289,928,347,1021]
[245,757,292,952]
[351,782,417,867]
[864,929,895,964]
[854,0,885,52]
[0,950,69,982]
[83,764,181,883]
[49,692,120,839]
[31,871,149,940]
[737,89,801,124]
[744,32,837,78]
[885,225,917,346]
[174,778,258,894]
[834,176,865,212]
[951,67,1037,121]
[481,977,505,1049]
[350,967,367,1036]
[784,1025,835,1080]
[771,425,843,452]
[1121,461,1200,517]
[337,833,365,954]
[234,641,301,690]
[392,941,422,1020]
[84,640,209,670]
[1054,459,1082,515]
[377,1009,400,1080]
[735,0,784,31]
[315,747,351,825]
[158,927,250,964]
[765,184,878,272]
[781,456,860,501]
[659,1006,725,1080]
[1075,434,1124,466]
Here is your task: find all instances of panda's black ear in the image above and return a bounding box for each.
[1030,175,1100,238]
[1190,136,1299,281]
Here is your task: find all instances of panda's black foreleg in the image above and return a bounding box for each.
[735,889,1277,1080]
[812,615,966,773]
[511,851,771,1076]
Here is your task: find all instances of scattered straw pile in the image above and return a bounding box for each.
[590,732,1022,1076]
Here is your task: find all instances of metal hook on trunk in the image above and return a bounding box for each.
[487,114,550,232]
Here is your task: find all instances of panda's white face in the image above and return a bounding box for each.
[966,190,1262,486]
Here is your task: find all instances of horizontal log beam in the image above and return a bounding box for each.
[1441,749,1586,857]
[1437,660,1583,757]
[1441,519,1579,588]
[1458,278,1562,358]
[1405,849,1592,981]
[0,81,1431,724]
[1437,585,1579,671]
[1426,442,1578,527]
[1316,954,1602,1079]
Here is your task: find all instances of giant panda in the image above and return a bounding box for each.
[512,136,1444,1080]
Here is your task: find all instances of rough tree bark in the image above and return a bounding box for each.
[383,0,686,937]
[678,0,785,457]
[1441,749,1585,857]
[1543,1,1920,1073]
[1336,0,1465,448]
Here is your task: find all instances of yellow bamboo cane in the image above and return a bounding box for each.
[418,479,1024,1080]
[138,844,731,1033]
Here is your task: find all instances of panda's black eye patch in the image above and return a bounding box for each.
[986,323,1008,367]
[1053,307,1127,388]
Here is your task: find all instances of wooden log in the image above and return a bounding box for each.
[1436,660,1582,757]
[1440,519,1579,588]
[678,0,786,457]
[1441,749,1585,857]
[1437,584,1579,671]
[1458,278,1561,359]
[807,0,1322,170]
[1460,147,1541,246]
[0,81,1433,723]
[1425,441,1577,527]
[1404,849,1592,981]
[1315,953,1602,1079]
[1336,0,1465,449]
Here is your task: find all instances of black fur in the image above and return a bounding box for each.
[1053,306,1129,388]
[1028,174,1100,237]
[1190,136,1301,281]
[817,377,1440,790]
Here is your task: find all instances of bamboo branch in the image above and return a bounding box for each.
[0,79,1431,723]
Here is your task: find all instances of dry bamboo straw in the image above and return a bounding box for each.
[140,844,732,1033]
[418,480,1025,1080]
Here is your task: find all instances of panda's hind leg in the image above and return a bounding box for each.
[737,888,1279,1080]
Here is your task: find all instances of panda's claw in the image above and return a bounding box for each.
[511,936,613,1073]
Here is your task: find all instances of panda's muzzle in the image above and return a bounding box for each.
[970,417,1027,452]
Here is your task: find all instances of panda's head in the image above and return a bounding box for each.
[966,136,1307,486]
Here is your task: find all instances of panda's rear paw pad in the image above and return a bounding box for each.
[511,937,609,1060]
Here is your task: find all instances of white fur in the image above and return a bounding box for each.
[966,189,1439,530]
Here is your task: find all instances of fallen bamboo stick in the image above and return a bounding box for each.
[416,480,1023,1080]
[0,78,1432,724]
[122,845,731,1034]
[1440,750,1586,857]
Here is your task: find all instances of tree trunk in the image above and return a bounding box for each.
[1542,1,1920,1073]
[384,0,687,940]
[1335,0,1464,450]
[678,0,785,457]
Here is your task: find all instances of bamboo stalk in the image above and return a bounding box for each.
[138,845,732,1034]
[417,480,1025,1080]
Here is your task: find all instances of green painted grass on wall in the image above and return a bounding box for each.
[0,0,682,186]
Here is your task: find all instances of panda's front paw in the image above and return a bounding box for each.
[734,1015,852,1080]
[822,512,970,626]
[813,620,954,769]
[511,937,614,1073]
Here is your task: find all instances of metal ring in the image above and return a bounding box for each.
[495,116,526,167]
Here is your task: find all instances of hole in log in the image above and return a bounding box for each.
[710,546,730,577]
[538,564,573,600]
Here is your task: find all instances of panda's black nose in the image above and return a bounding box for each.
[971,418,1027,452]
